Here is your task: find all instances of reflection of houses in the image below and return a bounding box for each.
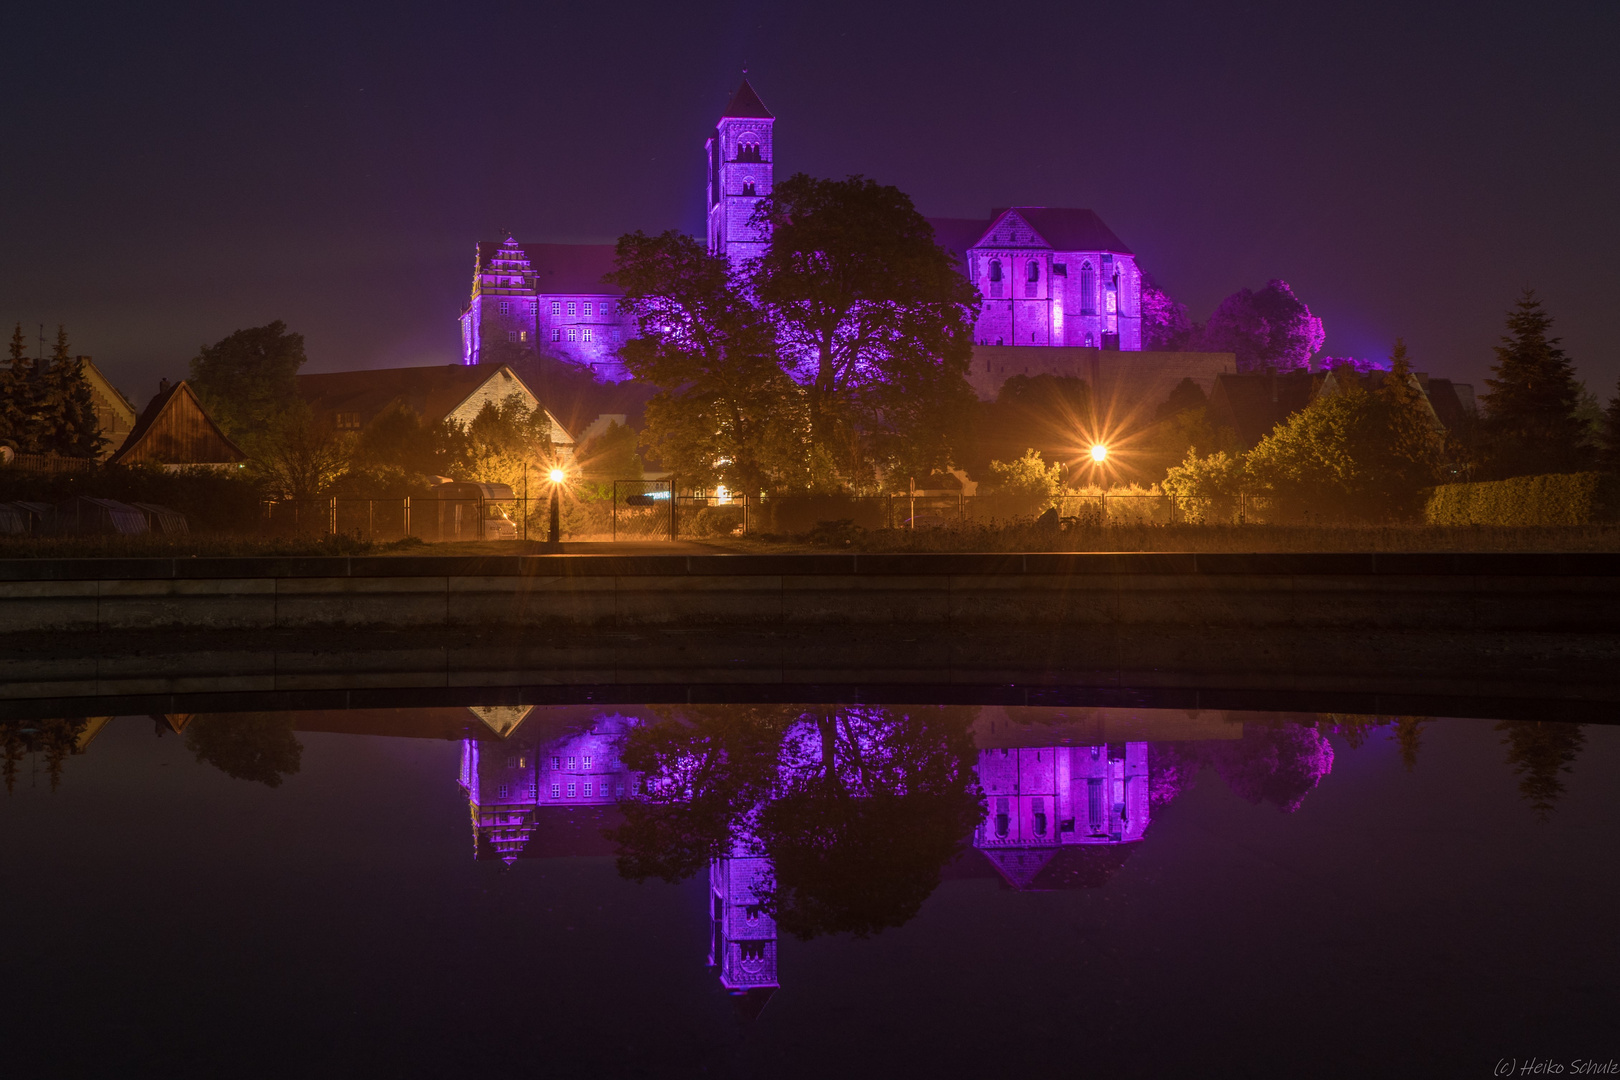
[973,743,1149,890]
[709,846,778,1018]
[456,711,640,865]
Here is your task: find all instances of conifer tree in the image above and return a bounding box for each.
[39,326,104,457]
[1598,377,1620,474]
[1,322,41,452]
[1480,290,1587,477]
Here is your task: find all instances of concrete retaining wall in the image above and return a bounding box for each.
[1,552,1616,633]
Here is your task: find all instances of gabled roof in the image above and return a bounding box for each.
[721,78,773,119]
[1206,370,1319,448]
[109,380,246,466]
[475,242,621,295]
[297,363,570,439]
[978,207,1133,254]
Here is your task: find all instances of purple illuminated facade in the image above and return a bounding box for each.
[974,742,1149,889]
[460,78,1145,380]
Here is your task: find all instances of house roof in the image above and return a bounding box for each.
[721,78,773,119]
[474,242,621,295]
[109,380,246,466]
[297,363,576,444]
[981,207,1133,254]
[1207,370,1318,448]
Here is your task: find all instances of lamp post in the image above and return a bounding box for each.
[548,467,565,547]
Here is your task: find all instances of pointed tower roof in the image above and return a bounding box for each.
[722,79,773,119]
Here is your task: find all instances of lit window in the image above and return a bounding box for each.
[519,330,527,342]
[567,301,577,316]
[551,329,561,342]
[566,782,576,798]
[499,301,510,315]
[550,783,561,798]
[551,301,561,316]
[335,411,362,430]
[582,327,593,342]
[567,328,577,341]
[518,757,526,769]
[583,301,593,316]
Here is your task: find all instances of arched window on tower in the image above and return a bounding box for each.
[742,180,756,196]
[737,138,762,162]
[1025,260,1040,297]
[1080,262,1096,314]
[988,259,1003,299]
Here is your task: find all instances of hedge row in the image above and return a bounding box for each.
[1424,472,1620,526]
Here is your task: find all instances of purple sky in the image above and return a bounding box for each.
[3,0,1615,407]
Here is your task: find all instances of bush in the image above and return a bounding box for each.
[1424,472,1620,526]
[686,505,744,538]
[766,495,888,534]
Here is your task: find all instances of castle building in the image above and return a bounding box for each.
[709,844,779,1015]
[458,78,1148,383]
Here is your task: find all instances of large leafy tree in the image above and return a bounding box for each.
[751,175,980,489]
[1140,270,1193,350]
[1197,279,1324,372]
[188,320,308,439]
[607,231,804,493]
[1244,339,1444,519]
[1479,290,1588,477]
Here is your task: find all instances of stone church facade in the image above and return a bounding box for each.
[458,79,1144,379]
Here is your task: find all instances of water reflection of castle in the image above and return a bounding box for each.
[452,705,1213,1011]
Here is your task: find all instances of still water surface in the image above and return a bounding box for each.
[2,702,1615,1078]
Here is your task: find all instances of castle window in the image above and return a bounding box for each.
[519,330,527,342]
[497,785,509,799]
[610,329,620,342]
[583,301,593,316]
[583,755,591,769]
[499,301,510,315]
[583,781,593,797]
[508,331,517,343]
[1080,262,1096,314]
[550,783,561,799]
[551,756,560,769]
[335,411,361,430]
[552,329,561,342]
[602,302,613,317]
[582,327,593,342]
[567,756,576,769]
[566,782,576,798]
[567,301,577,316]
[742,180,755,196]
[551,301,561,316]
[737,139,762,162]
[567,328,577,342]
[988,259,1003,299]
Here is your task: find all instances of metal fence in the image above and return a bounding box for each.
[258,489,1284,542]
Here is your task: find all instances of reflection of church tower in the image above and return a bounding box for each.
[708,843,778,1018]
[974,742,1149,890]
[705,79,775,269]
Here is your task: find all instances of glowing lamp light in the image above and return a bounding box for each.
[548,468,566,484]
[1090,443,1109,463]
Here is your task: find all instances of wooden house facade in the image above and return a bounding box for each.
[108,380,246,469]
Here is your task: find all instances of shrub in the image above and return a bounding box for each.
[1423,472,1620,525]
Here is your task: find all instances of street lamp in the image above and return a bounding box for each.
[1090,443,1109,463]
[547,467,566,546]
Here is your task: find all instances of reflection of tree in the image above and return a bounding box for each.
[1496,721,1586,817]
[610,705,982,939]
[758,707,982,939]
[1392,717,1430,771]
[184,714,302,787]
[1321,714,1432,770]
[1,718,90,792]
[1211,724,1335,813]
[1147,742,1205,809]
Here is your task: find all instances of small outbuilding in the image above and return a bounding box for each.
[109,380,247,470]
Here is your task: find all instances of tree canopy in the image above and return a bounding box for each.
[0,324,104,457]
[1197,280,1324,372]
[189,320,308,439]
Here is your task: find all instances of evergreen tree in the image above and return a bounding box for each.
[1480,290,1587,477]
[0,323,41,452]
[38,326,104,457]
[1598,377,1620,473]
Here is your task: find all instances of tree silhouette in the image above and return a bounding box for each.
[1479,290,1587,478]
[1210,722,1335,813]
[1496,720,1586,817]
[184,714,302,787]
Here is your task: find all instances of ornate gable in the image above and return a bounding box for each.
[975,209,1052,250]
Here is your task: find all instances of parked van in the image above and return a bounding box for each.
[425,481,520,540]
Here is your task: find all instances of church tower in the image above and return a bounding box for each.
[706,79,775,268]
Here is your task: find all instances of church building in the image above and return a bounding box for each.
[458,79,1146,378]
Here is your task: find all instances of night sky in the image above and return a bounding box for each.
[4,0,1616,408]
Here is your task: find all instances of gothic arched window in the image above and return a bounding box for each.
[988,259,1003,299]
[1027,261,1040,282]
[1025,260,1040,297]
[1080,262,1096,314]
